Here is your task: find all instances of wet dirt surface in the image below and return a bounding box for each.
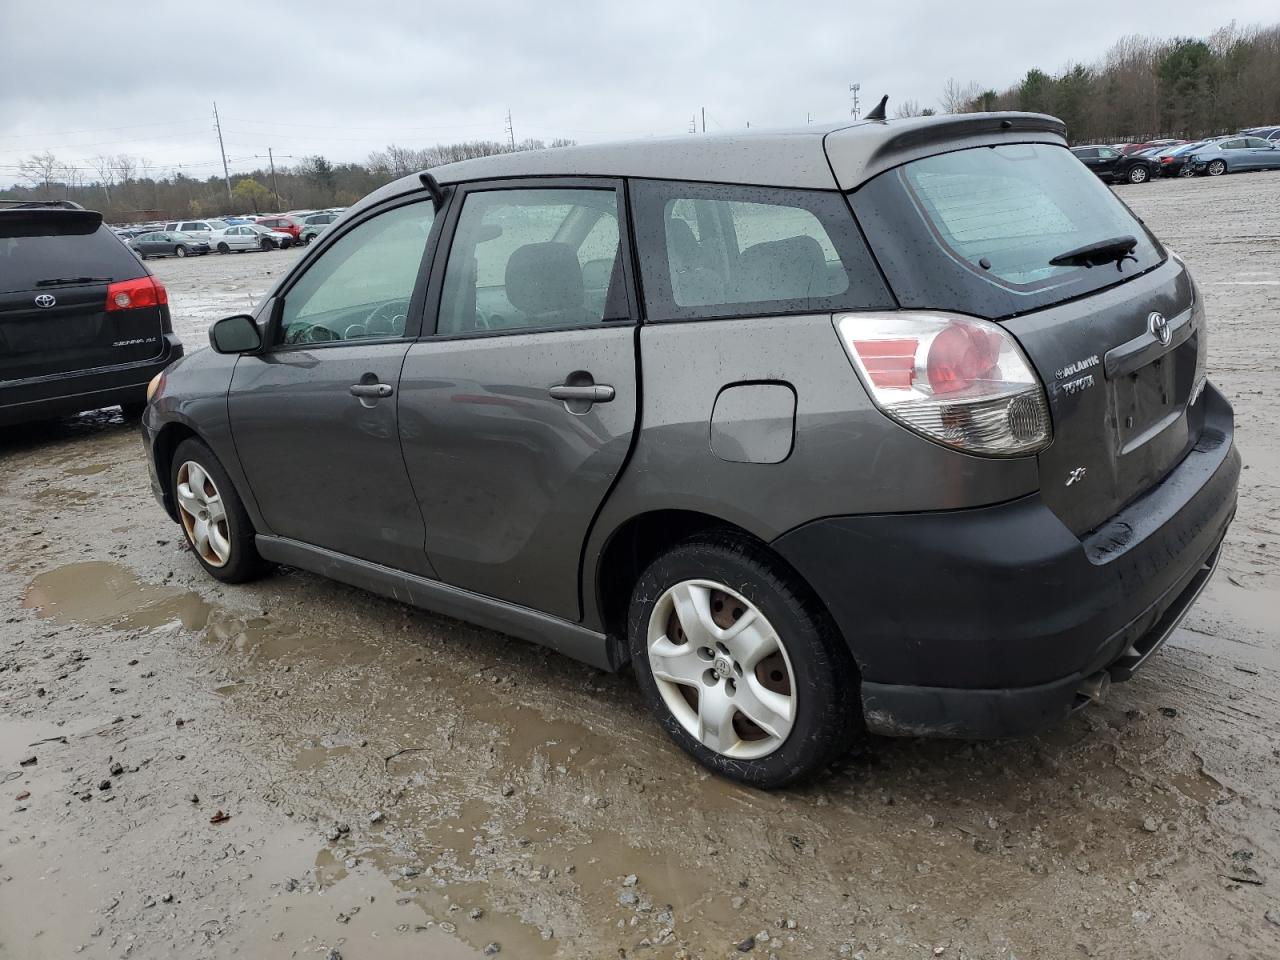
[2,174,1279,959]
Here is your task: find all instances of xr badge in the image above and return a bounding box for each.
[1066,466,1088,487]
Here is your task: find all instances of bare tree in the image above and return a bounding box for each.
[111,154,137,186]
[894,99,927,118]
[17,151,59,193]
[940,78,983,114]
[88,154,114,203]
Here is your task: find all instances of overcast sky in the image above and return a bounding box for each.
[1,0,1274,184]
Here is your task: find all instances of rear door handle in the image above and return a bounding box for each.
[549,384,614,403]
[350,383,393,399]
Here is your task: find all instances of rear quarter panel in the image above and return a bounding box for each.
[581,313,1040,629]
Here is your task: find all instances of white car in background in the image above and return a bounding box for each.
[161,218,232,243]
[209,223,295,254]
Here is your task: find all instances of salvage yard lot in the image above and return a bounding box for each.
[2,171,1279,959]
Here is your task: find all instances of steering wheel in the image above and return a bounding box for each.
[289,322,342,344]
[365,299,410,337]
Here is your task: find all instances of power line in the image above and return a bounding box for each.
[0,119,204,140]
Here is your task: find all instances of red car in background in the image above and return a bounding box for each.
[255,215,302,241]
[1119,139,1186,156]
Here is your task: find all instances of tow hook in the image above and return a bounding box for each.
[1077,670,1112,704]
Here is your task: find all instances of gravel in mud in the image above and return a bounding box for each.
[2,174,1279,960]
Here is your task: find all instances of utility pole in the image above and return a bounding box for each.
[701,106,706,133]
[849,83,861,120]
[268,148,279,210]
[212,101,233,208]
[504,109,515,150]
[689,115,697,133]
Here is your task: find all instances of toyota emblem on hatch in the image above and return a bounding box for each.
[1147,311,1171,346]
[34,294,56,308]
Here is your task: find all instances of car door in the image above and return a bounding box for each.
[1095,147,1121,178]
[1247,137,1278,169]
[227,195,442,575]
[398,179,640,620]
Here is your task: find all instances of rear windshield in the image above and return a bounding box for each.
[850,143,1165,319]
[0,217,143,294]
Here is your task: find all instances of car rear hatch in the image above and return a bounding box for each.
[844,134,1205,535]
[0,208,167,382]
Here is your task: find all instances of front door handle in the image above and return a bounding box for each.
[549,383,615,404]
[350,382,393,399]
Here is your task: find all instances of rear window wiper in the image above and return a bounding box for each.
[35,276,113,287]
[1049,236,1137,270]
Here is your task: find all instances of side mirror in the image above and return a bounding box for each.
[209,314,262,354]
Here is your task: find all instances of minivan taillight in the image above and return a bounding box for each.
[106,276,168,312]
[834,312,1052,457]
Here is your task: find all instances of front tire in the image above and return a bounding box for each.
[260,238,273,252]
[170,438,269,584]
[175,245,188,258]
[628,533,860,789]
[217,242,230,254]
[1207,159,1227,176]
[1126,165,1149,184]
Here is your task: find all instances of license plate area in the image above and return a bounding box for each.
[1114,355,1179,452]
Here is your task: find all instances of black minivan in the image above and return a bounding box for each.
[0,201,183,426]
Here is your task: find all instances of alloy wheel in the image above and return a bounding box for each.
[647,579,796,759]
[175,460,231,567]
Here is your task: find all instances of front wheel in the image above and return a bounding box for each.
[170,437,270,584]
[175,245,188,258]
[1127,165,1149,184]
[259,238,273,252]
[1207,159,1227,176]
[217,242,230,254]
[628,533,860,789]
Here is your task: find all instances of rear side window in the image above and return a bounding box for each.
[631,180,892,321]
[0,218,143,294]
[850,143,1165,319]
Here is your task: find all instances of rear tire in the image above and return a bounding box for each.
[169,438,269,584]
[1207,159,1227,176]
[1126,165,1149,184]
[628,532,861,789]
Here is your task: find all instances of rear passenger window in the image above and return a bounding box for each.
[631,180,892,321]
[436,187,625,336]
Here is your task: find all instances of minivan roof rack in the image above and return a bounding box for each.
[0,199,88,211]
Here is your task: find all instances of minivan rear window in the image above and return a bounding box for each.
[0,218,143,294]
[850,143,1165,319]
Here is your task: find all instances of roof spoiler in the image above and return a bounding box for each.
[0,199,87,211]
[871,113,1066,159]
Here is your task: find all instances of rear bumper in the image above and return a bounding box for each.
[771,382,1239,738]
[0,333,183,426]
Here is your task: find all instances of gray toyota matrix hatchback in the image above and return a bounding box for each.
[142,112,1239,788]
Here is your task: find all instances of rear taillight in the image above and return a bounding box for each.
[835,312,1052,457]
[106,276,168,312]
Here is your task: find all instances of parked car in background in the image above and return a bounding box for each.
[162,219,232,243]
[1152,140,1212,177]
[256,215,302,241]
[210,223,294,253]
[1188,136,1280,176]
[298,212,339,244]
[142,115,1236,787]
[130,231,211,259]
[1070,144,1157,183]
[1,200,182,425]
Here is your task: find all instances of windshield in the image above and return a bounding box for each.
[850,143,1165,319]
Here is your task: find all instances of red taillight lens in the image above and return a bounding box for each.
[1160,157,1173,164]
[925,323,1002,394]
[106,276,168,312]
[851,338,917,389]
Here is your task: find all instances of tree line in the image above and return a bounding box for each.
[0,138,573,223]
[925,22,1280,143]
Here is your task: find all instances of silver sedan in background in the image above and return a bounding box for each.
[209,223,296,254]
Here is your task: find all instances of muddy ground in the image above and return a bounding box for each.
[2,173,1278,960]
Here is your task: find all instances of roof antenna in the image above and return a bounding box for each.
[419,171,446,209]
[864,95,889,122]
